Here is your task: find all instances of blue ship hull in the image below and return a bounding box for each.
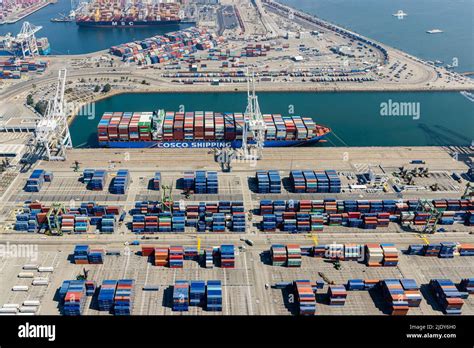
[98,134,328,149]
[76,19,182,27]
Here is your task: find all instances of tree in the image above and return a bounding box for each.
[141,80,147,84]
[26,94,34,106]
[94,85,100,93]
[34,100,48,115]
[102,83,111,93]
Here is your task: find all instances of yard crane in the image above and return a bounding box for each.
[240,68,266,161]
[415,199,442,234]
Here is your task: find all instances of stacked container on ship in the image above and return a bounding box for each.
[97,110,331,148]
[75,0,182,27]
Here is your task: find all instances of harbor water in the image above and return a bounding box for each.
[0,0,192,55]
[70,91,474,148]
[281,0,474,73]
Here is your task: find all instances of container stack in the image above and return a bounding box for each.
[328,285,347,306]
[60,214,74,234]
[190,281,206,307]
[183,171,195,191]
[152,172,161,190]
[294,280,316,315]
[365,244,384,267]
[25,169,46,192]
[327,244,344,260]
[380,279,410,315]
[173,281,190,311]
[326,170,341,193]
[98,280,117,312]
[296,212,311,232]
[100,215,116,233]
[270,244,287,266]
[88,170,107,191]
[459,244,474,256]
[231,208,246,232]
[159,213,172,232]
[424,244,442,256]
[260,200,273,215]
[114,279,134,315]
[172,213,186,232]
[73,245,90,264]
[111,169,130,194]
[283,212,297,232]
[206,280,223,312]
[85,281,96,296]
[290,171,305,193]
[204,248,214,268]
[184,247,198,260]
[72,215,88,233]
[381,243,399,266]
[262,214,277,232]
[268,170,282,193]
[286,245,302,267]
[256,170,270,193]
[430,279,464,314]
[313,245,326,258]
[303,171,317,193]
[206,171,219,194]
[63,280,87,316]
[220,244,235,268]
[315,171,329,193]
[169,246,184,268]
[407,244,425,255]
[88,248,105,264]
[141,245,155,257]
[194,170,206,193]
[346,279,365,291]
[400,279,422,307]
[344,244,362,261]
[363,214,378,229]
[154,247,169,267]
[439,242,456,258]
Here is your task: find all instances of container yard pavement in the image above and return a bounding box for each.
[0,146,473,315]
[0,236,473,315]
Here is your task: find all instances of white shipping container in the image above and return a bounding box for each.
[18,272,35,278]
[12,286,29,291]
[23,300,40,307]
[2,304,20,309]
[38,267,54,272]
[0,308,18,314]
[19,306,37,313]
[32,280,49,286]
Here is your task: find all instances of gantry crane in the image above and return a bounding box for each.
[17,22,42,58]
[240,68,266,161]
[34,69,73,161]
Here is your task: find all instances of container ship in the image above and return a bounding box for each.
[97,111,331,148]
[75,0,182,27]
